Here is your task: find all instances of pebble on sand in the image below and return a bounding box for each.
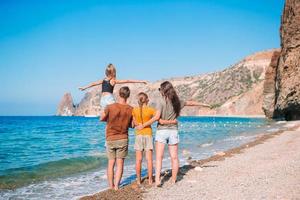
[215,151,226,156]
[194,166,203,171]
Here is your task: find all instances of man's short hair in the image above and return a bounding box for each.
[119,86,130,99]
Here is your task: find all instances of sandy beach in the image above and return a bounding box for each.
[81,121,300,200]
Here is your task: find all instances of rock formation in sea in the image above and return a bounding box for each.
[263,0,300,120]
[56,93,76,116]
[56,49,278,116]
[74,87,102,116]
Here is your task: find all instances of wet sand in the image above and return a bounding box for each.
[80,121,300,200]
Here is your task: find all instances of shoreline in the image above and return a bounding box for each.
[19,115,266,118]
[80,120,300,200]
[181,114,266,118]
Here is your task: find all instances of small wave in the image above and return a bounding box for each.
[0,155,107,190]
[200,142,213,147]
[267,128,280,133]
[276,121,286,124]
[283,123,298,128]
[223,135,253,142]
[51,129,75,134]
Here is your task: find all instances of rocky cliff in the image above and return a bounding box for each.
[57,49,278,117]
[263,0,300,120]
[56,93,76,116]
[262,50,281,118]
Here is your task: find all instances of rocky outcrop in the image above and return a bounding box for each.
[177,50,275,108]
[74,87,101,116]
[196,81,267,116]
[57,50,277,116]
[56,93,75,116]
[216,81,265,116]
[273,0,300,120]
[262,50,281,118]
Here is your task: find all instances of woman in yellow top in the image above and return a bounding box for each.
[132,92,175,185]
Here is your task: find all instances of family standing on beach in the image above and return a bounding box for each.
[79,64,210,190]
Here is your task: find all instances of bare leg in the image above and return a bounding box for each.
[145,150,153,184]
[107,159,115,189]
[99,110,105,122]
[168,144,179,183]
[155,142,165,186]
[135,151,143,185]
[114,158,124,190]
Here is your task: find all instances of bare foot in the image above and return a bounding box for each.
[148,179,153,185]
[114,186,119,191]
[109,185,115,190]
[155,177,162,187]
[171,179,177,184]
[155,182,162,188]
[136,176,142,185]
[155,179,162,187]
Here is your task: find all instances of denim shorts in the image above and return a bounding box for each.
[100,94,116,109]
[155,129,179,145]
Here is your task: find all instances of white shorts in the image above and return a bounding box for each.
[155,129,179,145]
[100,94,116,109]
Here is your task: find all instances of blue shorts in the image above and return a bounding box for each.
[100,94,116,109]
[155,129,179,145]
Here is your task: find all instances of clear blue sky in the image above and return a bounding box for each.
[0,0,284,115]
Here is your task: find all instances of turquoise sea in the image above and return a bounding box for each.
[0,116,284,199]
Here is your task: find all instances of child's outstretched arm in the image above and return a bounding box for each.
[115,80,148,84]
[184,100,211,108]
[78,80,103,91]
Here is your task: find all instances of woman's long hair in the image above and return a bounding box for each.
[138,92,149,124]
[159,81,181,117]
